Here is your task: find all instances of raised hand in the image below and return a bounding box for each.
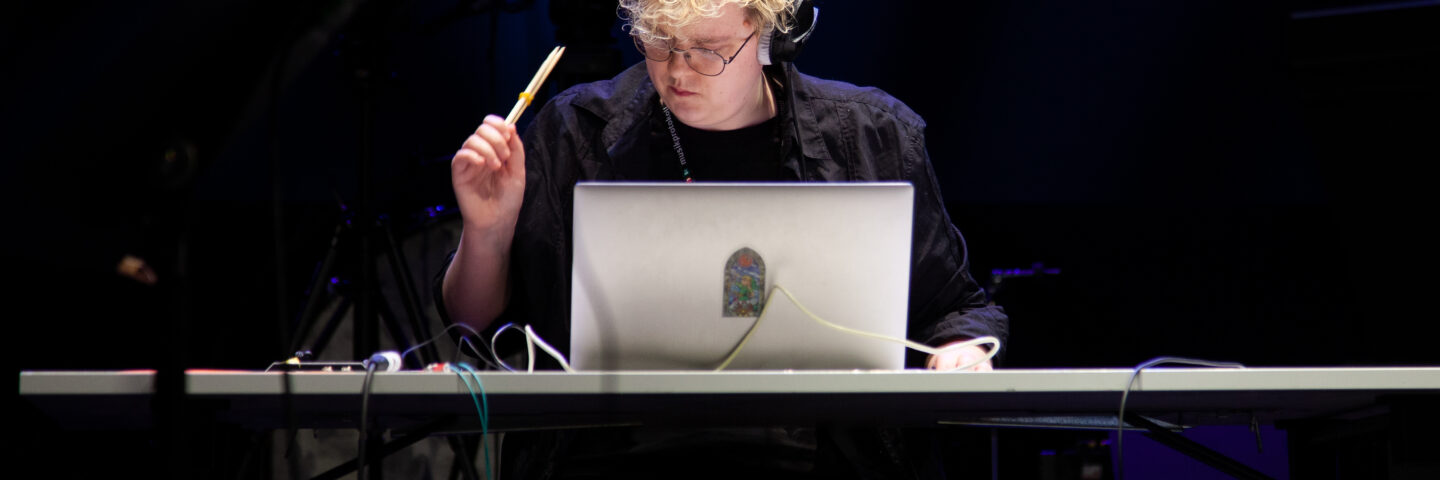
[451,114,526,237]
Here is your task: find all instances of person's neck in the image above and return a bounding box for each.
[722,78,776,129]
[726,75,777,129]
[758,74,777,122]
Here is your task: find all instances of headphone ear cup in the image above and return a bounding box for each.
[758,29,776,66]
[758,0,817,65]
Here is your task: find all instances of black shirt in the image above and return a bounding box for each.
[622,99,791,182]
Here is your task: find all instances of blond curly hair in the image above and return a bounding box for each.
[619,0,800,43]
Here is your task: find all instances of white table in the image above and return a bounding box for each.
[20,367,1439,431]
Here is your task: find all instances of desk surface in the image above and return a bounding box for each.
[20,367,1440,431]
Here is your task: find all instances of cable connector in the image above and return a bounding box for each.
[363,351,403,372]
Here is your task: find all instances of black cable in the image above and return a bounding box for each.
[359,361,379,480]
[1115,356,1245,480]
[453,337,468,364]
[459,336,502,370]
[401,322,502,369]
[282,369,301,480]
[494,432,505,480]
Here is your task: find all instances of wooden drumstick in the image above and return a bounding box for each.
[505,46,566,125]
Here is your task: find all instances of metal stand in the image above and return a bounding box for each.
[286,208,440,369]
[283,2,477,478]
[1125,413,1275,480]
[311,416,463,480]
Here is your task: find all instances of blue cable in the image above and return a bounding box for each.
[452,362,492,479]
[454,363,490,434]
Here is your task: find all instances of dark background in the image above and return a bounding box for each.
[5,0,1436,477]
[7,0,1435,371]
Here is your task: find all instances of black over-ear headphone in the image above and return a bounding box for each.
[758,0,818,65]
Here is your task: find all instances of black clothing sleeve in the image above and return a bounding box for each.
[902,125,1009,366]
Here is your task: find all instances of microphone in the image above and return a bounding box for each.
[363,350,403,372]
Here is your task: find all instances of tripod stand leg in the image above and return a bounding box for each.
[446,435,481,480]
[381,222,440,365]
[372,290,414,357]
[289,223,346,356]
[307,297,353,359]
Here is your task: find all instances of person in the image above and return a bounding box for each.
[436,0,1009,476]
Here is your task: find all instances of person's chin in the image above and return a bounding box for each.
[666,101,707,124]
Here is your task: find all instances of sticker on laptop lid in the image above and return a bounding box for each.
[723,247,765,317]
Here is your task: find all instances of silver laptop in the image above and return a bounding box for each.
[569,182,914,371]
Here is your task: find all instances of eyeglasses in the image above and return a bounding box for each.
[632,31,756,77]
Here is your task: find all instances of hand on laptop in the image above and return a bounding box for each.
[452,114,526,234]
[926,340,994,372]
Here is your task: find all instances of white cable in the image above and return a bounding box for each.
[491,323,575,373]
[525,326,535,373]
[715,285,1001,371]
[489,284,1000,373]
[526,324,574,373]
[490,324,521,372]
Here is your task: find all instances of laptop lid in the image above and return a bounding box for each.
[569,182,914,371]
